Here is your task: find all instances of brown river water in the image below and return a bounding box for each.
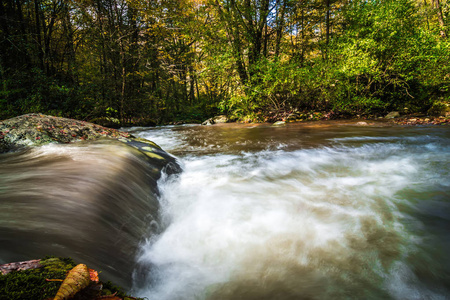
[1,120,450,299]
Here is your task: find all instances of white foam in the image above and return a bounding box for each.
[132,128,450,299]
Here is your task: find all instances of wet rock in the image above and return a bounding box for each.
[273,121,286,126]
[202,115,229,125]
[286,112,302,121]
[385,111,400,119]
[427,101,450,116]
[202,119,213,126]
[0,114,181,174]
[285,112,324,122]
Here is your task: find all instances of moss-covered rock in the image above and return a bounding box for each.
[0,113,181,172]
[0,114,134,153]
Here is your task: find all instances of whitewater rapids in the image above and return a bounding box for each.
[130,122,450,300]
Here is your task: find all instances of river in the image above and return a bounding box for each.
[1,120,449,299]
[129,121,450,300]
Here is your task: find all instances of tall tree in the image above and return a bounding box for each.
[433,0,447,37]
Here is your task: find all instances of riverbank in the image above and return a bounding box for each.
[163,109,450,127]
[390,115,450,126]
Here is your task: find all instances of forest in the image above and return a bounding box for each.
[1,0,449,125]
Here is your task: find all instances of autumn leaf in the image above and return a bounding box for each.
[89,268,99,282]
[54,264,90,300]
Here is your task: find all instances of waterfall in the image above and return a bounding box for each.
[0,139,171,289]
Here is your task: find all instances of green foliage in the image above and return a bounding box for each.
[325,0,448,115]
[1,0,449,123]
[219,0,449,120]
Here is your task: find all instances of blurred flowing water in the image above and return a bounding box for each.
[0,139,165,288]
[128,121,450,299]
[0,121,449,298]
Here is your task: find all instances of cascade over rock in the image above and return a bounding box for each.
[0,114,181,290]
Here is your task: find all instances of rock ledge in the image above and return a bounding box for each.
[0,114,136,153]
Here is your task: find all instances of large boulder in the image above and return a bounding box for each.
[385,111,400,119]
[427,101,450,117]
[0,114,181,289]
[1,114,136,151]
[0,114,178,169]
[202,115,229,126]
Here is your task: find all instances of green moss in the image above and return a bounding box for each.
[0,257,74,300]
[102,281,128,298]
[0,257,144,300]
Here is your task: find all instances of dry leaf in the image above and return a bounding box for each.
[54,264,90,300]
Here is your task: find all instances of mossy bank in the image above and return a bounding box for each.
[0,257,142,300]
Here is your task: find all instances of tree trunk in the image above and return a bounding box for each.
[424,0,430,30]
[214,0,248,85]
[326,0,331,45]
[34,0,44,70]
[433,0,447,38]
[247,0,269,77]
[64,5,77,83]
[0,259,43,275]
[121,42,126,122]
[275,0,287,58]
[301,7,305,63]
